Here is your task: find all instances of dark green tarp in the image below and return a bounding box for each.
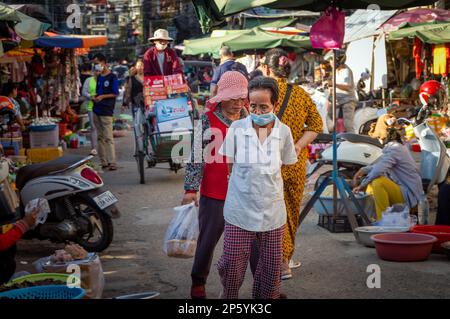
[389,22,450,44]
[183,27,310,57]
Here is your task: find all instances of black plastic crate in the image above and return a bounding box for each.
[318,214,363,233]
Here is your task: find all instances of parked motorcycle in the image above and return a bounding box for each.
[0,154,120,252]
[308,104,450,195]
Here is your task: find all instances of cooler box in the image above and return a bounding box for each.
[30,128,59,148]
[0,138,22,156]
[150,97,193,160]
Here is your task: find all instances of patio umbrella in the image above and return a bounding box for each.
[388,21,450,44]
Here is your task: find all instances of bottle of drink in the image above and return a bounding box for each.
[417,193,429,225]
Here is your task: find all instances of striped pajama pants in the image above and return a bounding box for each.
[217,222,285,299]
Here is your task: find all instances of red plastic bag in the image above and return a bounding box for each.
[310,7,345,49]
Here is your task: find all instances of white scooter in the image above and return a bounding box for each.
[0,154,120,252]
[308,104,450,193]
[308,133,383,188]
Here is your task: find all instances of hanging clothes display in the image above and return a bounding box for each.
[432,43,450,76]
[413,37,424,80]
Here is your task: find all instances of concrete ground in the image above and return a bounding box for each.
[15,131,450,299]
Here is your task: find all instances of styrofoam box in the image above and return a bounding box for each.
[157,116,193,133]
[30,128,59,148]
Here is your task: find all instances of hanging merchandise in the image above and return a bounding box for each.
[432,43,450,76]
[413,37,424,80]
[310,7,345,49]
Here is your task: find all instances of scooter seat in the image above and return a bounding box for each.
[337,133,383,149]
[16,155,87,191]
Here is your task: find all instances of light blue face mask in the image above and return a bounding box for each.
[250,112,276,126]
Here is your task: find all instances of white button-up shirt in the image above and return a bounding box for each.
[219,116,298,232]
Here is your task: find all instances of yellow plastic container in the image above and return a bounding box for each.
[27,147,63,163]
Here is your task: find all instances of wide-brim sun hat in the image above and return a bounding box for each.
[148,29,173,42]
[208,71,248,104]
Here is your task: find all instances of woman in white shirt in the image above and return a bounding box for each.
[218,76,298,299]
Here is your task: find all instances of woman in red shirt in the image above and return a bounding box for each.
[0,210,37,284]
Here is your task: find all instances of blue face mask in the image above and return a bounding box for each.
[250,112,276,126]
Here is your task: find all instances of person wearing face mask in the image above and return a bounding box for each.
[144,29,183,76]
[92,53,119,171]
[181,71,248,299]
[259,48,323,280]
[217,76,298,299]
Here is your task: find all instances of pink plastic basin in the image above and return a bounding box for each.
[371,233,437,262]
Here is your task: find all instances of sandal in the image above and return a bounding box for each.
[108,164,118,171]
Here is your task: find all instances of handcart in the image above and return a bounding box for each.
[133,75,199,184]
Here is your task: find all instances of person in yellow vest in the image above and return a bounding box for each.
[81,66,100,156]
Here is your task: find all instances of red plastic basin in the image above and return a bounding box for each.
[411,225,450,254]
[371,233,437,262]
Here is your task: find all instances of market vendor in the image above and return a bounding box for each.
[1,82,25,131]
[352,122,423,220]
[0,209,37,285]
[144,29,183,77]
[324,49,357,133]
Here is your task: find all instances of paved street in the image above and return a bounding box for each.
[15,132,450,299]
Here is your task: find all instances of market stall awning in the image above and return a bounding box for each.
[34,32,108,48]
[225,27,311,52]
[0,3,50,41]
[381,8,450,32]
[14,11,51,41]
[388,22,450,44]
[192,0,440,32]
[183,27,310,58]
[183,31,245,57]
[344,9,397,43]
[0,3,20,21]
[0,48,43,63]
[242,17,297,29]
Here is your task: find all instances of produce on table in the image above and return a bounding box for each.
[0,279,64,292]
[50,244,88,263]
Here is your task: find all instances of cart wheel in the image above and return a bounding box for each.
[137,152,145,184]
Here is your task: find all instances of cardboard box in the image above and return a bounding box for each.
[27,147,63,163]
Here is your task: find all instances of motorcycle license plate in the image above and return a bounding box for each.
[93,191,118,210]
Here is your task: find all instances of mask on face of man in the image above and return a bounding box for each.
[94,64,103,72]
[155,42,168,51]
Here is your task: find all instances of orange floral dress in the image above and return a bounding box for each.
[274,78,323,262]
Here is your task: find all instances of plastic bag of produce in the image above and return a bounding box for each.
[163,202,199,258]
[33,252,104,299]
[378,204,410,227]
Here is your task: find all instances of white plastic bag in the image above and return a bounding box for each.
[163,202,199,258]
[25,198,50,227]
[378,204,410,227]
